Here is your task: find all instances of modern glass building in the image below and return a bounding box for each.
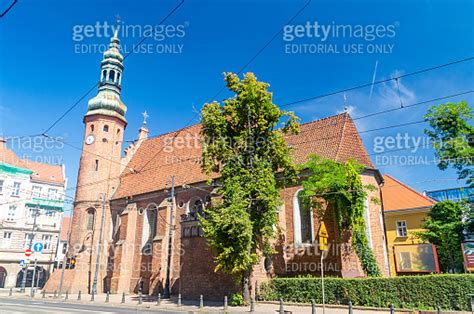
[425,186,473,202]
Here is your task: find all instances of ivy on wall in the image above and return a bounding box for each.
[299,154,382,277]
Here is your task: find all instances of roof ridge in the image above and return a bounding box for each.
[334,113,349,161]
[299,112,348,128]
[384,174,437,204]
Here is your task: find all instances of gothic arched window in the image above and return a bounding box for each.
[292,190,313,246]
[86,208,95,231]
[116,72,121,84]
[141,206,157,254]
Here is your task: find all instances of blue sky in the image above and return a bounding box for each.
[1,0,473,211]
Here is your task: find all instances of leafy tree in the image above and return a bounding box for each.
[417,200,469,273]
[424,101,474,185]
[299,155,382,276]
[200,72,300,301]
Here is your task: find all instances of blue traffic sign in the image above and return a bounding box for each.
[33,242,43,252]
[19,260,27,267]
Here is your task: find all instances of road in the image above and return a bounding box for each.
[0,297,185,314]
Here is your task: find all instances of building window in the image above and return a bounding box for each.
[141,207,156,254]
[32,186,42,198]
[2,232,12,248]
[42,235,52,250]
[45,210,56,217]
[109,70,115,82]
[90,124,94,132]
[116,72,121,84]
[7,206,16,221]
[101,70,106,81]
[24,233,34,248]
[0,180,4,194]
[293,190,313,245]
[48,188,58,200]
[86,208,95,231]
[94,160,99,171]
[396,220,408,237]
[11,182,20,197]
[103,125,109,132]
[62,242,67,254]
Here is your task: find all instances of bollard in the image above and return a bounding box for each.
[178,293,182,307]
[90,290,95,301]
[53,290,57,299]
[65,290,69,301]
[437,305,441,314]
[389,304,394,314]
[105,291,109,303]
[200,294,203,309]
[121,292,125,304]
[348,300,353,314]
[279,298,284,314]
[77,290,81,301]
[250,298,255,312]
[42,290,46,299]
[9,288,12,296]
[311,299,316,314]
[224,296,228,312]
[138,291,142,305]
[156,292,161,306]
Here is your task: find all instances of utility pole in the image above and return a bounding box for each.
[91,193,106,296]
[163,175,175,298]
[20,206,40,293]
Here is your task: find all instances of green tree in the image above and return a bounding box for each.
[424,101,474,185]
[200,72,300,301]
[299,155,382,277]
[417,200,469,273]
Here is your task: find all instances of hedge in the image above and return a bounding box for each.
[259,274,474,311]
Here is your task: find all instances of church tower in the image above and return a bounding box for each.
[66,26,127,294]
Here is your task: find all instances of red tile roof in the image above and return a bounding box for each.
[0,139,65,185]
[382,174,436,211]
[113,113,374,199]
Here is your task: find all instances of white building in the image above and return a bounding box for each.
[0,138,67,288]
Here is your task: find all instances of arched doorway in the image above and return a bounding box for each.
[0,266,7,288]
[16,266,48,288]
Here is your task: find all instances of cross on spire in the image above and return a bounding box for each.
[142,111,149,125]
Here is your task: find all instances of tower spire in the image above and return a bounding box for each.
[85,17,127,124]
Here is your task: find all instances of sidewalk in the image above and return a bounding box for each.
[0,288,467,314]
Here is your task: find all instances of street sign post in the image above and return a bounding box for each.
[31,242,43,296]
[319,222,329,314]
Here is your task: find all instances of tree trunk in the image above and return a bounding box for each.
[242,269,252,303]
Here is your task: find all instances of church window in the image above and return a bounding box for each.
[103,125,109,132]
[141,206,157,254]
[90,124,94,132]
[94,160,99,171]
[101,70,106,81]
[293,190,313,246]
[109,70,115,82]
[86,208,95,231]
[116,72,121,84]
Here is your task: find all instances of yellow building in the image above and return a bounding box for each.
[382,175,439,276]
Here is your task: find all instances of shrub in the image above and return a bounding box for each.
[259,274,474,311]
[230,293,244,306]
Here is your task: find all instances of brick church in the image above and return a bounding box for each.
[45,31,390,298]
